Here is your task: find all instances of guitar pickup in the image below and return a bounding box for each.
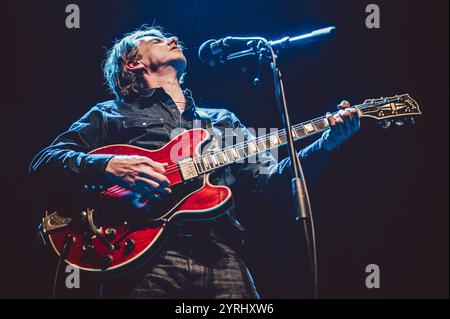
[41,211,72,233]
[178,158,199,181]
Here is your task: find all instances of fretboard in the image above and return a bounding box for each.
[192,115,332,175]
[191,99,397,175]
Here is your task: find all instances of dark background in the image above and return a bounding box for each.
[1,0,448,298]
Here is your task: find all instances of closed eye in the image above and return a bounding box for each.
[149,38,165,44]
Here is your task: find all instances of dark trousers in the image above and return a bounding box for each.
[128,237,259,299]
[100,234,259,299]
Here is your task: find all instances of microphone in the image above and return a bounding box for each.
[198,26,336,65]
[198,37,252,65]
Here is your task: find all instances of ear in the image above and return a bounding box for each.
[125,60,146,71]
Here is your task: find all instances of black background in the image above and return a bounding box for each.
[0,0,448,298]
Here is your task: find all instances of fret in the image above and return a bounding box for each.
[189,96,421,175]
[225,149,234,161]
[237,147,246,158]
[248,141,257,154]
[270,134,280,146]
[313,117,327,131]
[303,122,316,134]
[196,111,349,173]
[219,151,228,164]
[202,156,211,170]
[194,158,204,173]
[214,153,223,166]
[210,154,219,166]
[231,148,239,160]
[213,152,223,166]
[256,139,268,152]
[293,127,305,139]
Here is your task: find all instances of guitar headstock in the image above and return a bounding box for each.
[358,94,422,128]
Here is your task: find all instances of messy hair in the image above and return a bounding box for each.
[102,26,185,101]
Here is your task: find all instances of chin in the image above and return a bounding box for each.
[171,58,187,75]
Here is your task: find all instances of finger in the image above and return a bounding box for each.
[351,110,361,133]
[348,108,361,134]
[331,113,345,139]
[326,112,336,126]
[333,113,344,124]
[337,100,351,110]
[348,107,360,117]
[338,110,354,137]
[139,167,170,186]
[151,185,172,195]
[136,177,171,195]
[339,109,356,124]
[145,159,167,174]
[136,176,160,190]
[343,108,360,134]
[332,113,347,138]
[133,156,166,174]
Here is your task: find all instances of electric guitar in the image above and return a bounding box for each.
[40,94,421,277]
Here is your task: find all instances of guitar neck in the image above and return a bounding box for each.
[192,106,354,175]
[191,94,421,175]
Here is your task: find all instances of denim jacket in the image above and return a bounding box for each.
[30,88,329,243]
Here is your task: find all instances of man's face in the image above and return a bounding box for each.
[135,35,187,76]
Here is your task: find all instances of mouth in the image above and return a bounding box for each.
[170,46,181,52]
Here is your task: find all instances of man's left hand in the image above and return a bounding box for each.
[321,100,360,151]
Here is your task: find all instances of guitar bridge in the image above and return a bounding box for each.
[42,211,72,233]
[178,158,198,181]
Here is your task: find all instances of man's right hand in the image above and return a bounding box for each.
[105,155,171,200]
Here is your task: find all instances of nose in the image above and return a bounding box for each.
[167,36,178,46]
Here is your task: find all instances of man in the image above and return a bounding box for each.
[30,26,359,298]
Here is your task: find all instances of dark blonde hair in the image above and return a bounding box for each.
[103,26,185,101]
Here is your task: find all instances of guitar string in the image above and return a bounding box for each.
[163,100,394,174]
[107,99,404,191]
[190,100,405,173]
[104,99,404,194]
[162,99,400,174]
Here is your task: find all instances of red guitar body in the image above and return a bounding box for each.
[44,128,233,277]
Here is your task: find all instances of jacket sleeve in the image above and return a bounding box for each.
[29,106,114,192]
[228,111,330,195]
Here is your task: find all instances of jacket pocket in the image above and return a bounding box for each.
[123,117,165,129]
[122,117,170,145]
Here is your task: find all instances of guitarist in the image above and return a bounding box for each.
[30,26,360,298]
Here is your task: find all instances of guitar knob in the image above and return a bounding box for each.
[124,239,135,255]
[101,255,113,269]
[82,244,95,252]
[105,228,116,240]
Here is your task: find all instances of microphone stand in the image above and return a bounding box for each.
[229,38,319,297]
[266,43,318,298]
[205,27,336,298]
